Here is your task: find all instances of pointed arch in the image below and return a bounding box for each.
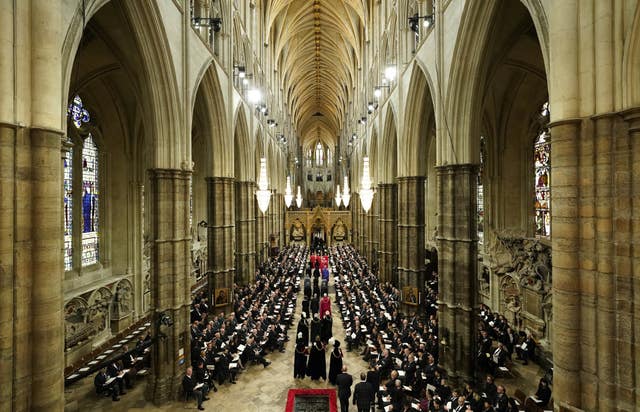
[402,62,436,176]
[193,63,229,177]
[380,105,398,184]
[233,105,253,181]
[623,4,640,107]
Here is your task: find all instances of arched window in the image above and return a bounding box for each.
[478,136,485,244]
[534,102,551,237]
[64,95,101,270]
[327,148,332,166]
[315,142,324,166]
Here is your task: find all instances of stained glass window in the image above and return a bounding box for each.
[478,136,485,244]
[68,95,90,129]
[534,102,551,237]
[315,142,324,166]
[81,135,99,266]
[64,148,74,271]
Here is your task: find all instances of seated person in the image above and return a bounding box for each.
[195,359,215,394]
[106,359,132,395]
[525,378,552,410]
[94,369,120,401]
[182,366,206,411]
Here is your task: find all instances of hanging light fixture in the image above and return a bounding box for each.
[256,158,271,213]
[335,185,342,207]
[360,156,375,212]
[284,176,294,208]
[295,185,303,208]
[342,176,351,207]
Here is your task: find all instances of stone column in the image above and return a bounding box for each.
[235,181,256,285]
[367,191,380,267]
[0,128,65,411]
[435,165,476,383]
[548,120,582,408]
[255,197,267,265]
[397,176,426,312]
[146,169,192,405]
[378,183,397,283]
[351,193,360,249]
[0,124,16,410]
[360,200,368,258]
[622,109,640,409]
[267,191,277,255]
[206,177,235,307]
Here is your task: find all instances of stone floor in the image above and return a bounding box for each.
[67,272,544,412]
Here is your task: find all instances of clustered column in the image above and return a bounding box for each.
[206,177,235,306]
[147,169,192,404]
[367,193,380,266]
[436,164,477,384]
[351,193,360,250]
[234,181,256,285]
[377,183,397,283]
[397,176,426,311]
[255,198,267,265]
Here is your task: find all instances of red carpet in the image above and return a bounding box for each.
[285,388,337,412]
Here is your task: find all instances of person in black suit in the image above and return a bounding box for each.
[335,366,353,412]
[107,359,132,395]
[353,372,374,412]
[94,369,120,401]
[182,366,206,410]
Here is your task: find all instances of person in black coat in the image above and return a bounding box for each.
[328,339,343,385]
[310,293,320,315]
[306,335,326,380]
[297,314,309,345]
[182,366,205,410]
[353,372,375,412]
[335,366,353,412]
[294,333,308,379]
[302,296,310,318]
[94,369,120,401]
[107,359,132,394]
[321,312,333,343]
[310,313,322,342]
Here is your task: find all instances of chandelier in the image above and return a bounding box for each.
[284,176,293,208]
[360,156,375,213]
[342,175,350,207]
[335,185,342,207]
[295,185,303,208]
[256,157,271,213]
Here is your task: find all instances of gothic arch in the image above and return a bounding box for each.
[379,106,398,184]
[234,104,254,181]
[62,0,183,169]
[401,62,436,176]
[193,63,229,177]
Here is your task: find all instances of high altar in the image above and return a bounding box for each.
[285,207,352,247]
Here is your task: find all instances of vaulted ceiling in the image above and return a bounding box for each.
[266,0,366,149]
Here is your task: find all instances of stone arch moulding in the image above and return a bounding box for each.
[623,3,640,108]
[401,62,436,176]
[234,103,253,181]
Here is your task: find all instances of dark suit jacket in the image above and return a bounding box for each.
[353,381,375,406]
[336,372,353,399]
[182,374,197,395]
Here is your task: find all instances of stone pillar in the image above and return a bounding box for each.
[367,190,380,267]
[397,176,426,312]
[549,120,582,408]
[267,191,277,255]
[435,165,476,383]
[255,197,267,265]
[360,199,368,258]
[206,177,235,308]
[351,193,360,249]
[625,109,640,410]
[146,169,192,405]
[378,183,397,283]
[234,181,256,285]
[0,128,65,411]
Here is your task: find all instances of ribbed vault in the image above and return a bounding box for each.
[267,0,366,147]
